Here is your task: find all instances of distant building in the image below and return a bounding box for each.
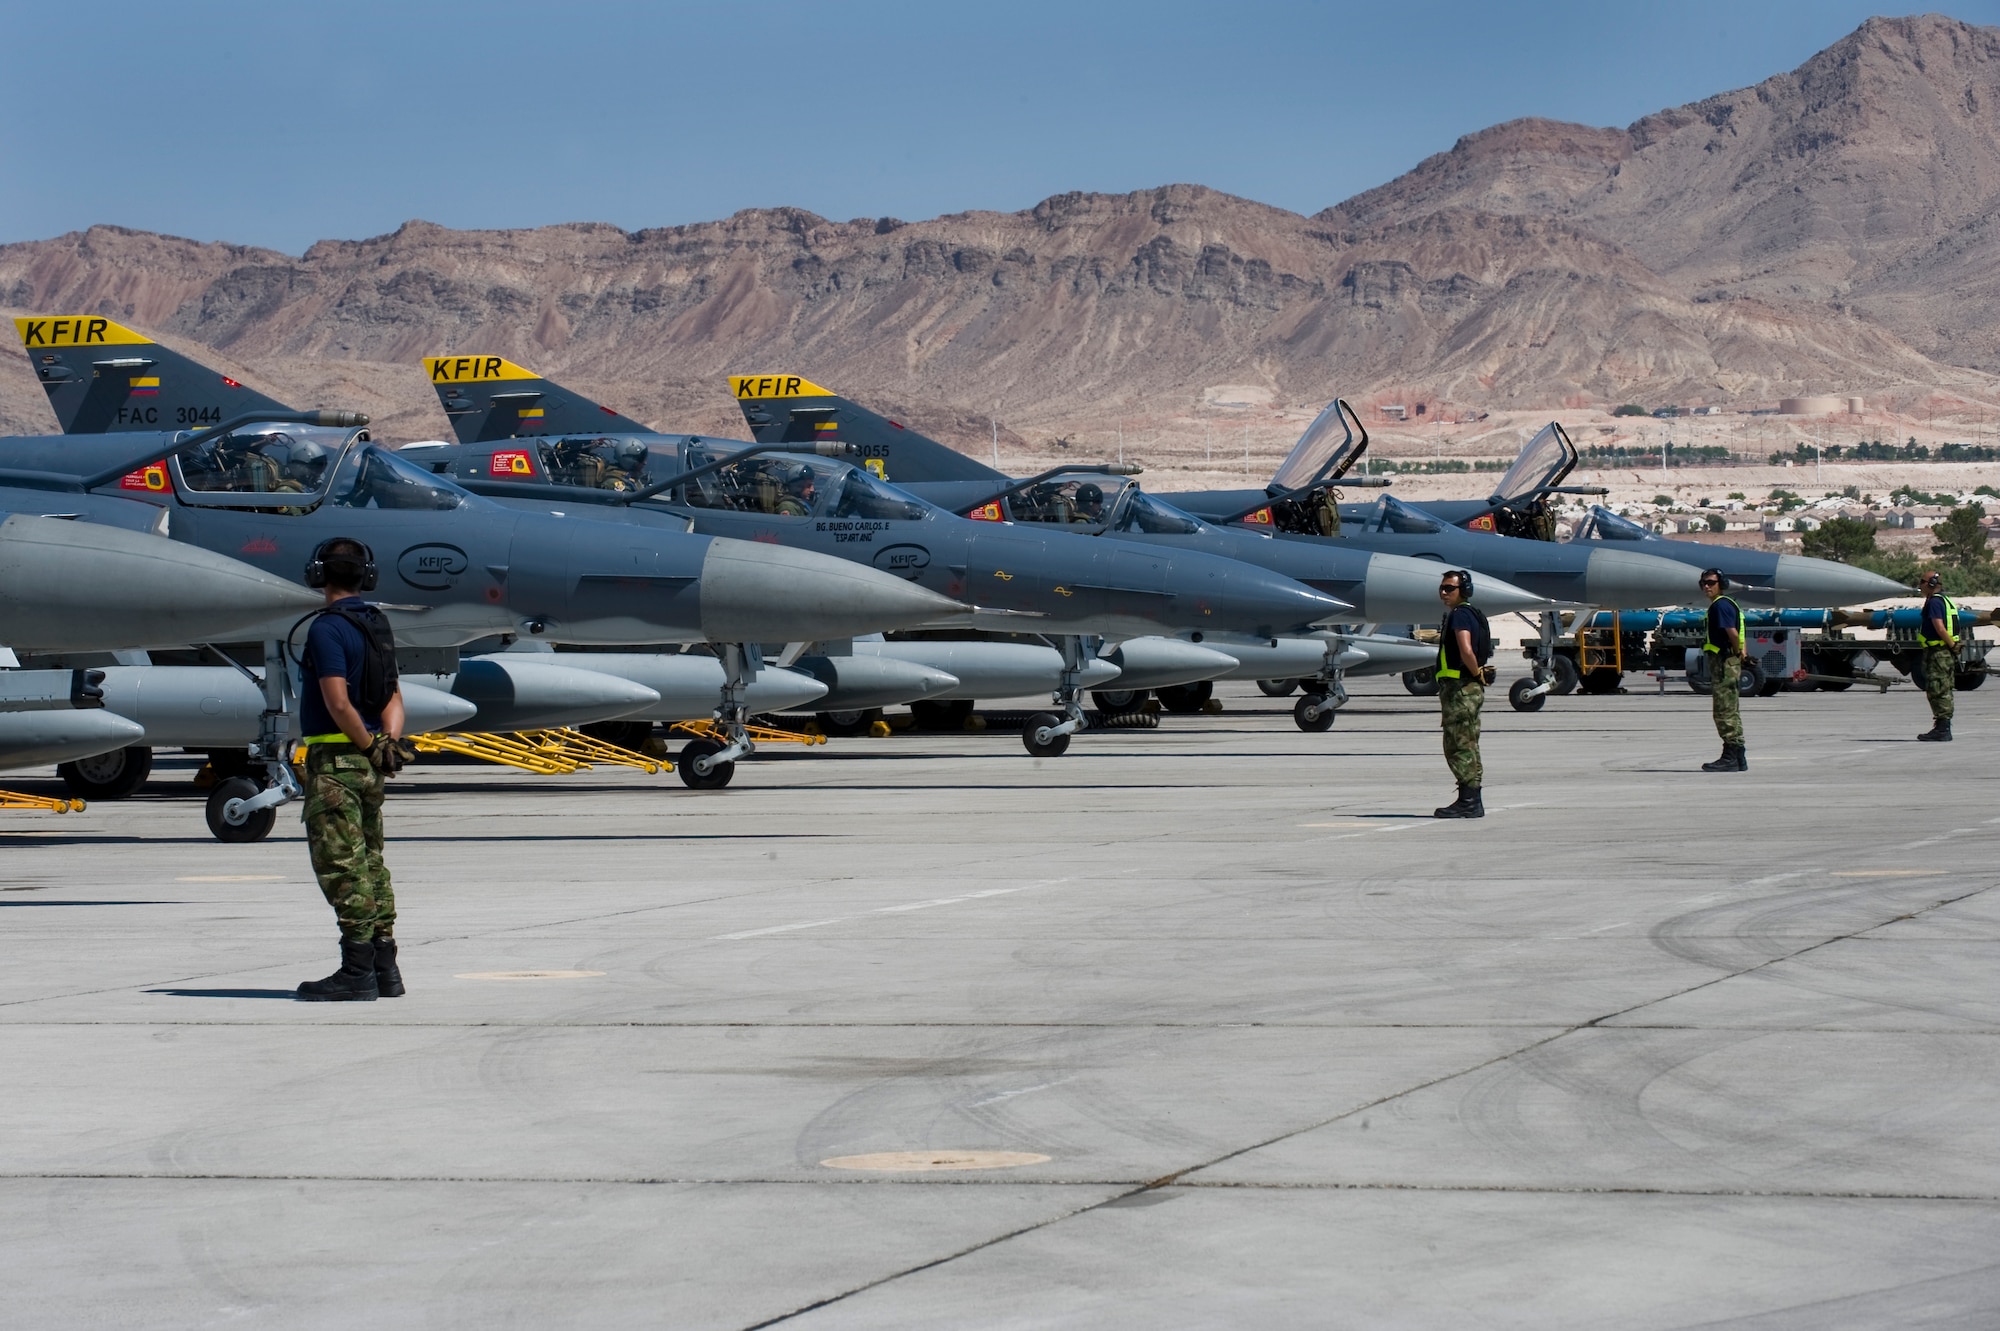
[1380,404,1408,421]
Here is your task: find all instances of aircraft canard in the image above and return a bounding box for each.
[14,316,151,349]
[730,374,836,400]
[424,355,544,384]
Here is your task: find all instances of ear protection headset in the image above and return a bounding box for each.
[1444,568,1474,599]
[1700,567,1730,591]
[305,537,379,592]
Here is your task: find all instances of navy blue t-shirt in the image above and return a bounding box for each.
[1706,596,1742,651]
[300,597,384,738]
[1923,593,1952,642]
[1441,604,1484,673]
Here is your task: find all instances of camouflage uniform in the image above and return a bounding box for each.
[1922,644,1957,723]
[1710,654,1744,745]
[303,747,393,943]
[1439,677,1484,787]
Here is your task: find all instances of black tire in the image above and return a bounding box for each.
[579,720,654,751]
[1155,681,1213,714]
[1508,677,1547,712]
[1757,677,1784,697]
[1256,679,1299,697]
[1549,654,1580,696]
[1818,678,1855,692]
[1578,668,1622,695]
[676,738,735,789]
[1401,668,1439,697]
[910,698,975,731]
[1957,670,1986,692]
[1292,694,1335,732]
[1737,660,1763,697]
[57,745,153,800]
[814,709,875,738]
[1021,712,1072,757]
[205,776,276,843]
[1090,689,1146,715]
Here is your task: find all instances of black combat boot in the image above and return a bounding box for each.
[1918,720,1953,742]
[1732,744,1748,771]
[372,934,404,998]
[1701,745,1734,772]
[1434,785,1484,819]
[296,939,378,1002]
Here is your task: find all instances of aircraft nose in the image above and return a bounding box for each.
[1772,555,1910,606]
[1232,565,1353,633]
[1583,547,1703,609]
[0,513,323,651]
[697,539,965,642]
[1360,553,1561,621]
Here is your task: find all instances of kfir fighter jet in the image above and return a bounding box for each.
[730,379,1570,725]
[5,346,966,821]
[417,356,1355,754]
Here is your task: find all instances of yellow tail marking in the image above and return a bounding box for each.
[424,354,542,384]
[730,374,836,399]
[15,315,151,348]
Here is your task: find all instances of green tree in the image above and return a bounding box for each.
[1801,516,1878,563]
[1612,404,1648,417]
[1705,514,1726,533]
[1931,502,1991,569]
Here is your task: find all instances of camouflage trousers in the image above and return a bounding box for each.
[1710,653,1744,745]
[1439,677,1484,787]
[302,749,394,944]
[1922,644,1957,723]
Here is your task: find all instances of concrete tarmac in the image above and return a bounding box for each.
[0,674,1995,1327]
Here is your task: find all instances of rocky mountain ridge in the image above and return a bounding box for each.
[3,13,1997,448]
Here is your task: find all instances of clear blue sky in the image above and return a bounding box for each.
[3,2,1994,254]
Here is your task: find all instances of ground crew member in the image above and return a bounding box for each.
[1916,569,1958,742]
[295,538,411,1001]
[1700,568,1748,771]
[1434,569,1493,819]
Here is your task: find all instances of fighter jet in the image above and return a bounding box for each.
[1409,420,1910,608]
[415,356,1357,754]
[5,334,968,820]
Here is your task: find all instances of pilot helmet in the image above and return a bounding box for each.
[1074,482,1104,511]
[614,438,648,469]
[284,439,327,483]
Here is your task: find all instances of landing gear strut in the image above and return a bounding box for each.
[1508,611,1565,713]
[680,642,759,788]
[1293,637,1350,732]
[205,638,301,842]
[1022,634,1094,756]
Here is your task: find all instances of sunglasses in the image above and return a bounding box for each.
[1699,578,1719,586]
[1438,583,1462,592]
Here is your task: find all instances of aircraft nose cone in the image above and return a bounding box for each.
[697,539,965,642]
[1361,553,1559,620]
[1584,547,1703,609]
[0,514,322,651]
[1231,566,1353,634]
[1772,555,1910,607]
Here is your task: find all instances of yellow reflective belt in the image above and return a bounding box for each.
[300,733,354,746]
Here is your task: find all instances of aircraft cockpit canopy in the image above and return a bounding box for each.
[1489,421,1578,508]
[331,445,467,511]
[1357,495,1445,535]
[1573,504,1659,542]
[1270,400,1365,494]
[679,448,932,521]
[176,424,351,498]
[537,435,653,493]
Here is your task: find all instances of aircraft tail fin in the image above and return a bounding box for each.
[729,374,1007,483]
[423,354,649,443]
[13,315,292,433]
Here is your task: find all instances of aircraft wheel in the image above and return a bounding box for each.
[57,745,153,800]
[1549,655,1580,695]
[1508,678,1547,712]
[1155,681,1212,714]
[910,699,974,731]
[205,776,276,844]
[1736,661,1763,697]
[1578,668,1622,695]
[1401,668,1439,697]
[815,709,876,738]
[676,738,735,789]
[1021,713,1071,757]
[1256,679,1299,697]
[580,720,653,750]
[1956,670,1986,692]
[1090,689,1147,715]
[1292,694,1335,732]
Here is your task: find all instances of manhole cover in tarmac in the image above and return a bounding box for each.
[452,970,606,980]
[820,1151,1050,1172]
